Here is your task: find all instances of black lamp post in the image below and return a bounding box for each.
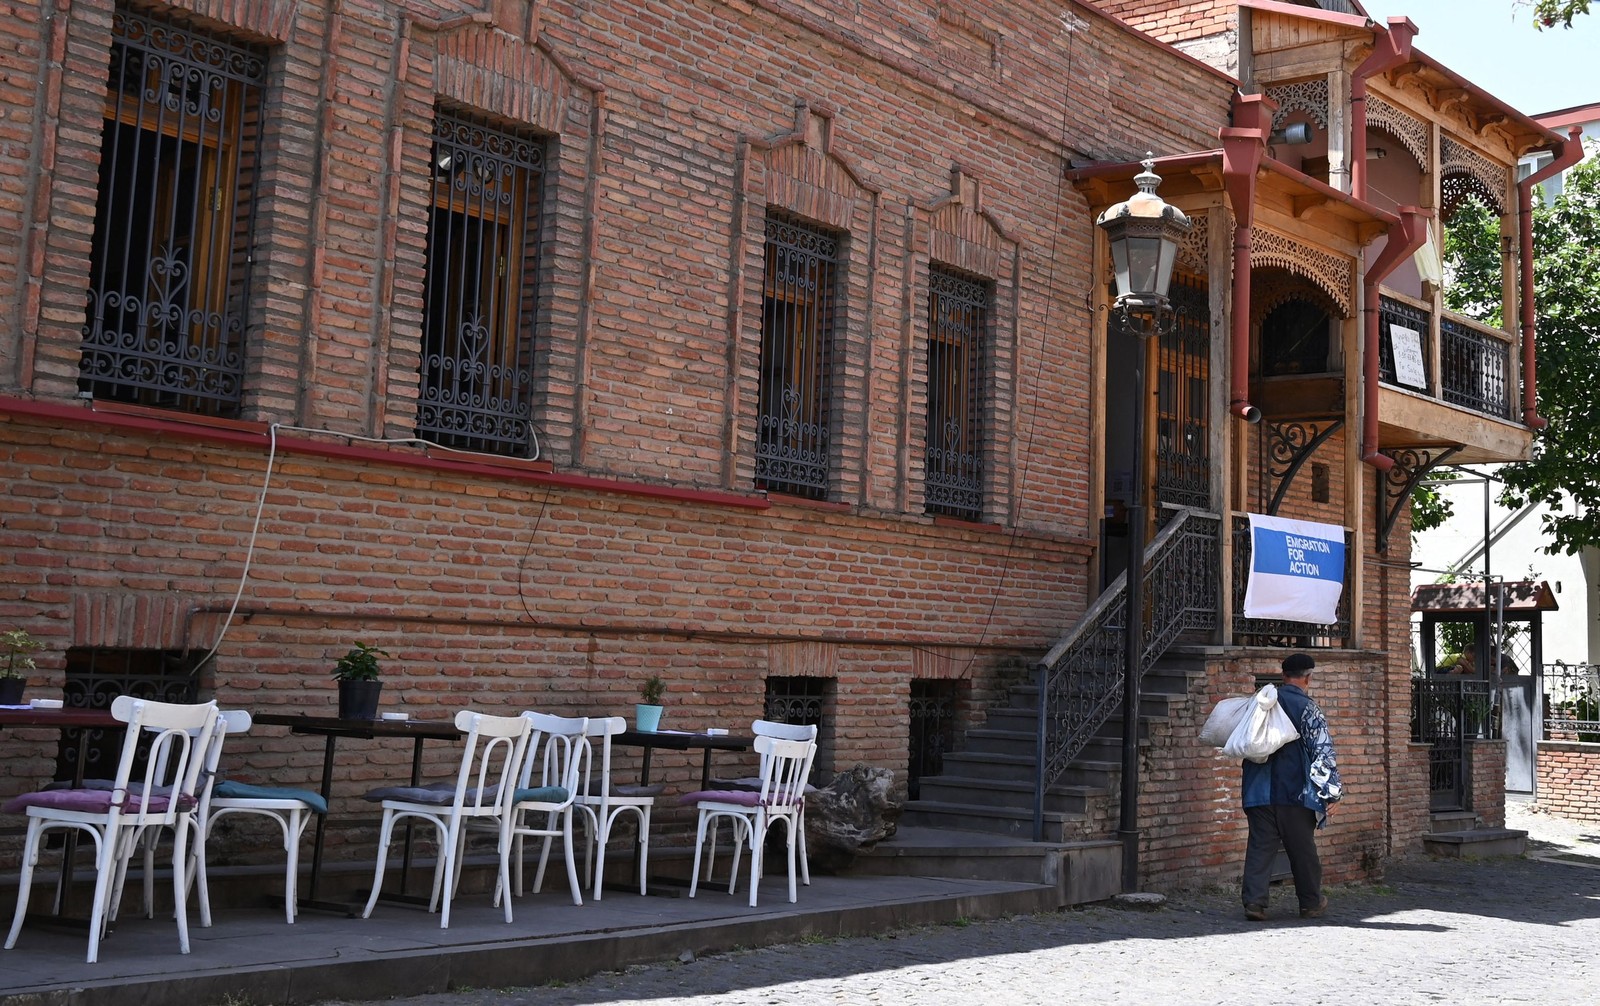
[1095,155,1191,894]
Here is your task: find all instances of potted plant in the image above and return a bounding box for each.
[0,629,41,705]
[333,641,388,720]
[635,674,665,733]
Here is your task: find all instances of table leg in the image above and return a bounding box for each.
[305,734,338,904]
[48,727,95,917]
[397,737,425,898]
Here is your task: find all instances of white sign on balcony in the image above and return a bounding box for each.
[1388,324,1427,390]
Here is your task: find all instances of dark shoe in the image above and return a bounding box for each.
[1300,895,1328,919]
[1244,905,1268,921]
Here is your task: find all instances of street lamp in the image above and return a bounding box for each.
[1095,155,1191,894]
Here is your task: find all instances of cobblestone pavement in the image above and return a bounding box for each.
[324,812,1600,1006]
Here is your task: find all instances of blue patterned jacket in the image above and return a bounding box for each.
[1241,682,1342,826]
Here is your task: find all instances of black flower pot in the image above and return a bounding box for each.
[0,677,23,705]
[337,679,382,720]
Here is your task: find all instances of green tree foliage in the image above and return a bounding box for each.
[1528,0,1591,29]
[1454,153,1600,555]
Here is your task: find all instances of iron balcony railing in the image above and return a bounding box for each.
[1440,312,1513,420]
[1378,294,1431,392]
[1032,509,1220,837]
[1378,293,1516,422]
[1231,515,1352,649]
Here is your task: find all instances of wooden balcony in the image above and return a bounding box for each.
[1375,289,1533,464]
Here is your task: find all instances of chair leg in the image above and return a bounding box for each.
[438,819,461,930]
[5,819,45,951]
[284,811,304,924]
[86,828,117,964]
[532,827,553,894]
[798,809,810,886]
[193,818,213,928]
[497,820,516,924]
[361,811,398,920]
[588,808,606,902]
[561,813,583,906]
[747,812,766,908]
[688,809,710,899]
[784,816,798,903]
[636,806,652,897]
[171,814,193,954]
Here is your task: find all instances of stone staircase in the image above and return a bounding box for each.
[1422,809,1529,859]
[850,653,1211,904]
[900,653,1208,842]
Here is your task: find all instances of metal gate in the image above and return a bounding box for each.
[1411,678,1494,811]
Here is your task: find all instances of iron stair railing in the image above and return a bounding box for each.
[1032,508,1221,840]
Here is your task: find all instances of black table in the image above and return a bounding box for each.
[614,729,753,790]
[0,706,124,921]
[251,713,461,914]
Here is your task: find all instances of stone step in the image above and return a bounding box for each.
[899,799,1086,843]
[915,775,1095,815]
[846,826,1123,906]
[935,750,1118,788]
[1421,828,1528,859]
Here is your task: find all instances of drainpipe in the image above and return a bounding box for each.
[1360,207,1430,470]
[1351,19,1416,201]
[1221,92,1273,424]
[1515,126,1584,430]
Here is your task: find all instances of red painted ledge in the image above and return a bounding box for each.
[0,394,772,512]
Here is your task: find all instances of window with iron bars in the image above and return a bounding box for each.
[925,266,988,521]
[418,109,546,457]
[57,648,201,784]
[756,213,840,499]
[763,675,830,781]
[78,7,268,417]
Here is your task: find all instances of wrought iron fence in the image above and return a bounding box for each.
[1231,515,1351,648]
[1154,274,1212,510]
[1440,317,1512,419]
[1033,510,1220,825]
[1378,295,1430,391]
[1543,662,1600,738]
[1412,676,1495,810]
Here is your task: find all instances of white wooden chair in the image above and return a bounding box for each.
[574,716,663,899]
[185,710,326,924]
[359,709,533,928]
[684,731,817,907]
[707,719,819,887]
[2,697,219,963]
[495,711,588,907]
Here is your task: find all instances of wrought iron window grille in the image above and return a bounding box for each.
[418,109,546,458]
[755,213,840,499]
[58,648,202,783]
[78,9,268,417]
[925,267,988,521]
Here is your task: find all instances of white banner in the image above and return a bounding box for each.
[1242,513,1346,624]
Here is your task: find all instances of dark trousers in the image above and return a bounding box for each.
[1241,804,1322,910]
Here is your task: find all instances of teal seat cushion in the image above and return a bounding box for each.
[213,780,328,815]
[512,785,569,805]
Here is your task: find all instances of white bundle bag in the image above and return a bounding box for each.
[1199,694,1254,747]
[1219,684,1301,763]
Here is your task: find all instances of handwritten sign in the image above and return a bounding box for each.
[1388,324,1427,390]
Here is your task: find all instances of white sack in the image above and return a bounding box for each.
[1199,695,1254,747]
[1220,683,1301,763]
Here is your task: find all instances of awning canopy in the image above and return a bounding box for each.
[1410,580,1559,616]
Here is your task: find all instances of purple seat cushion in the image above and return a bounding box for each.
[3,788,193,815]
[679,789,764,807]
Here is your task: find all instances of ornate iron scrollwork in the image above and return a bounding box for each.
[1377,446,1462,553]
[1264,420,1344,515]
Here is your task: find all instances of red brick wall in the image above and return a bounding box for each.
[0,0,1233,866]
[1469,740,1507,829]
[1535,742,1600,823]
[1093,1,1239,43]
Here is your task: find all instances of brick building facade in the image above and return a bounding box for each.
[0,0,1564,892]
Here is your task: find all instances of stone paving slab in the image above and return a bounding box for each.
[360,853,1600,1006]
[0,872,1054,1005]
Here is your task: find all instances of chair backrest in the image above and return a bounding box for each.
[451,709,535,816]
[752,719,818,743]
[109,696,220,826]
[752,734,816,811]
[194,709,253,819]
[518,711,589,798]
[577,715,628,802]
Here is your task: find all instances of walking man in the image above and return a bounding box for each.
[1241,652,1341,921]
